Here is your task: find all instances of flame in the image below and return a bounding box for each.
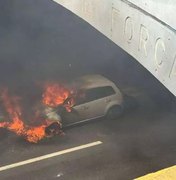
[0,122,9,128]
[42,83,70,107]
[25,125,46,143]
[42,82,75,112]
[0,82,75,143]
[0,89,47,143]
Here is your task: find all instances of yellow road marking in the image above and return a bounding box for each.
[135,165,176,180]
[0,141,102,172]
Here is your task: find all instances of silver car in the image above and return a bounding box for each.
[63,74,124,124]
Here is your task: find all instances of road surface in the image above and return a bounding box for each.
[0,86,176,180]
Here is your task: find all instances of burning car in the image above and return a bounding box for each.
[0,74,129,142]
[45,74,124,135]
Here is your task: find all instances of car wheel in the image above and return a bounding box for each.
[106,105,123,120]
[45,122,62,137]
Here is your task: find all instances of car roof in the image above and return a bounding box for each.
[72,74,115,89]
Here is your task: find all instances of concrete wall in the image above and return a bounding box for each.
[53,0,176,96]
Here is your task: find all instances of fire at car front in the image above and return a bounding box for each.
[0,82,75,143]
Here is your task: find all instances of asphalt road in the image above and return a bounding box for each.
[0,86,176,180]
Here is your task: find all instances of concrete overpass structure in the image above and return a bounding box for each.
[53,0,176,96]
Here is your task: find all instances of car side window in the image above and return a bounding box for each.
[74,90,87,105]
[97,86,116,98]
[75,86,116,105]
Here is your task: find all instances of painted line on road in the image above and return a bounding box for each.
[0,141,102,172]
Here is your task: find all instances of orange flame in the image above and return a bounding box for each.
[0,89,47,143]
[0,83,74,143]
[25,125,46,143]
[42,83,70,107]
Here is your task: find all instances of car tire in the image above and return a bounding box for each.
[45,122,62,137]
[106,105,123,120]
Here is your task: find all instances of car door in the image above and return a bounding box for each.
[83,88,106,119]
[72,89,95,120]
[73,86,116,120]
[83,86,117,119]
